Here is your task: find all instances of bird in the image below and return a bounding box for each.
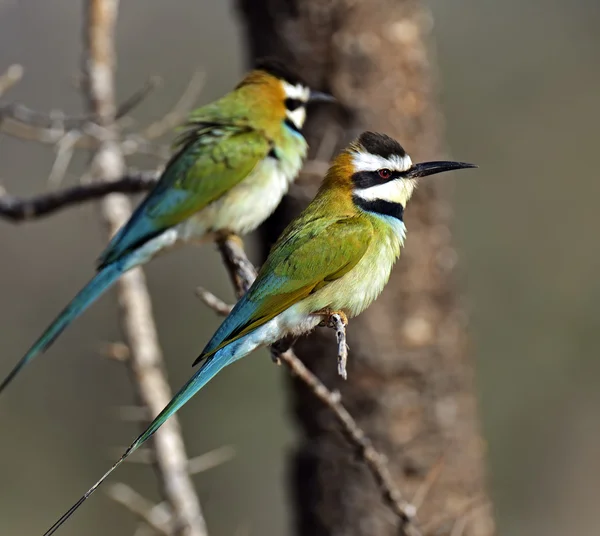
[42,131,476,535]
[0,58,334,397]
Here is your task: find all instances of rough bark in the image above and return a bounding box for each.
[236,1,494,535]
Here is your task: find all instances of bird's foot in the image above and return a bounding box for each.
[315,308,348,328]
[315,309,349,380]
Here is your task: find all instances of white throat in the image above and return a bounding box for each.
[286,107,306,130]
[282,81,310,131]
[353,178,417,206]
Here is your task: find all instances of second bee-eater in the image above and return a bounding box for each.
[0,59,334,396]
[42,131,476,535]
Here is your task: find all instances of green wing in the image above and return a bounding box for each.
[98,122,271,267]
[150,122,272,224]
[197,215,372,362]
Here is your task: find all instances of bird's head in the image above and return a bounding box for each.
[238,58,335,134]
[325,131,476,221]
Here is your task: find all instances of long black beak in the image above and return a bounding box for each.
[308,89,336,104]
[406,161,477,179]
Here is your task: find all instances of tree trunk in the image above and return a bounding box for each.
[236,2,494,535]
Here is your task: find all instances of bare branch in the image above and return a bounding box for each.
[0,78,159,132]
[116,445,235,475]
[195,287,233,316]
[105,483,172,536]
[213,234,418,532]
[82,1,206,535]
[0,64,23,98]
[47,130,83,188]
[188,446,236,475]
[410,456,445,513]
[325,312,349,380]
[0,153,328,224]
[273,347,418,532]
[419,496,489,535]
[115,75,162,119]
[0,104,90,131]
[0,172,157,223]
[142,70,206,140]
[215,234,257,295]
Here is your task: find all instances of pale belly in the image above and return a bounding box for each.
[204,218,406,364]
[121,154,302,268]
[175,155,299,242]
[300,219,406,319]
[226,228,405,358]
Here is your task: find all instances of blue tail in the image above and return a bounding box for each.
[0,263,123,396]
[134,349,239,448]
[43,349,238,536]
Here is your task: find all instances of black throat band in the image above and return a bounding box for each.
[352,195,404,221]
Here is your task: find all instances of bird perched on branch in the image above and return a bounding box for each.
[0,58,334,396]
[42,131,476,535]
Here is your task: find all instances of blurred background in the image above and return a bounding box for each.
[1,1,599,535]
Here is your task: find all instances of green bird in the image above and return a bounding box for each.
[0,58,334,396]
[42,131,476,535]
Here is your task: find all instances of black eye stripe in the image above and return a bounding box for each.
[285,98,304,111]
[351,170,401,188]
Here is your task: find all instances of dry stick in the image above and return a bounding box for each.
[105,483,173,536]
[327,312,349,380]
[0,164,328,224]
[0,76,160,130]
[195,287,233,316]
[0,64,23,99]
[142,70,206,140]
[213,234,417,532]
[82,1,206,535]
[0,172,158,222]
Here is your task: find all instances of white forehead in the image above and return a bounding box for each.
[352,151,413,173]
[282,81,310,101]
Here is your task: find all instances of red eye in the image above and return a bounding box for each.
[378,168,392,179]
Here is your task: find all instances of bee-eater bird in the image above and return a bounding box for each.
[42,131,476,535]
[0,59,334,397]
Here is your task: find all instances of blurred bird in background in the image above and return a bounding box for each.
[42,131,476,536]
[0,58,334,397]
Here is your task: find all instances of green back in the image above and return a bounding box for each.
[198,210,372,362]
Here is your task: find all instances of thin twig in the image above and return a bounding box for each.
[215,233,257,295]
[419,496,489,535]
[188,446,236,475]
[115,75,162,119]
[275,347,417,529]
[0,154,327,224]
[105,483,172,536]
[326,312,349,380]
[195,287,233,315]
[0,64,23,98]
[142,70,206,140]
[47,130,83,187]
[449,502,492,536]
[82,1,206,535]
[213,234,417,531]
[410,456,445,513]
[117,445,236,475]
[0,77,159,131]
[0,172,158,222]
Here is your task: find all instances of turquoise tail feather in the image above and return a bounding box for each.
[0,262,124,396]
[43,348,238,536]
[134,349,237,448]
